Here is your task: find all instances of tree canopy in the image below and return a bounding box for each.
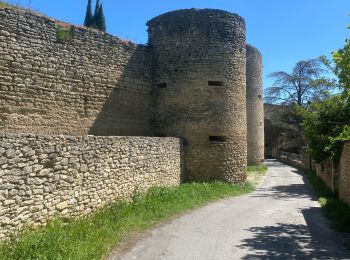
[265,58,336,106]
[83,0,106,32]
[300,22,350,163]
[332,28,350,91]
[299,95,350,163]
[83,0,93,27]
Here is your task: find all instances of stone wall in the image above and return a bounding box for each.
[278,151,302,169]
[315,158,338,193]
[148,9,247,183]
[0,133,182,239]
[340,141,350,206]
[246,44,264,165]
[0,7,153,136]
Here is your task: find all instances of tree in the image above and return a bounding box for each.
[265,58,336,106]
[83,0,106,32]
[92,0,100,28]
[83,0,93,27]
[97,3,106,32]
[333,39,350,91]
[330,15,350,91]
[299,95,350,163]
[264,104,305,156]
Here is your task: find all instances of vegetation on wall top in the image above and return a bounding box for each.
[55,23,75,43]
[84,0,106,32]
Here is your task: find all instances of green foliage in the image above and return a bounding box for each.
[55,25,74,43]
[0,182,254,259]
[84,0,106,32]
[97,3,106,32]
[333,38,350,90]
[92,0,100,27]
[301,20,350,165]
[305,171,350,232]
[83,0,93,27]
[298,95,350,163]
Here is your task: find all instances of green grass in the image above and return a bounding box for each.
[0,182,254,260]
[0,1,12,8]
[304,170,350,233]
[247,164,268,175]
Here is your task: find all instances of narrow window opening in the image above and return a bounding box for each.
[209,136,227,143]
[208,81,224,87]
[258,95,262,99]
[157,83,167,88]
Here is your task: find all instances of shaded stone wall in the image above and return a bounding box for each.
[0,133,182,239]
[246,44,264,165]
[316,158,339,194]
[278,151,302,169]
[0,7,153,136]
[148,9,247,183]
[340,141,350,206]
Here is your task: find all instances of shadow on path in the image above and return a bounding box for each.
[239,208,348,259]
[239,160,350,259]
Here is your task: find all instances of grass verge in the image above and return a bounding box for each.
[304,170,350,233]
[247,164,268,185]
[247,164,268,174]
[0,182,254,260]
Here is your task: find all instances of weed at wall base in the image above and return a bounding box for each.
[0,182,254,260]
[305,170,350,233]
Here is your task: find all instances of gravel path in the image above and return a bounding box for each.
[113,160,350,259]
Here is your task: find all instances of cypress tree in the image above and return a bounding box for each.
[92,0,100,28]
[98,3,106,32]
[83,0,93,27]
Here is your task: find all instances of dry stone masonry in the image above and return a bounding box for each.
[246,45,264,165]
[340,141,350,206]
[0,134,182,239]
[0,7,153,136]
[0,6,264,238]
[148,9,248,182]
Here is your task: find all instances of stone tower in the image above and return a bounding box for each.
[246,44,264,165]
[148,9,247,183]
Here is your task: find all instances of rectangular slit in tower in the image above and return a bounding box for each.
[157,83,167,88]
[208,81,224,87]
[209,136,227,143]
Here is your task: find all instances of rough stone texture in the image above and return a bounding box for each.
[0,7,153,136]
[340,141,350,206]
[0,133,182,239]
[148,9,247,183]
[0,7,266,238]
[278,151,302,169]
[315,159,339,193]
[300,147,312,170]
[246,44,264,165]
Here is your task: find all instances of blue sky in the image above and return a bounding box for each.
[5,0,350,88]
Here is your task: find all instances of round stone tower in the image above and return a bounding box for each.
[147,9,247,183]
[246,44,264,165]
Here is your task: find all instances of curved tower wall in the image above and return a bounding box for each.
[246,44,264,165]
[148,9,247,183]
